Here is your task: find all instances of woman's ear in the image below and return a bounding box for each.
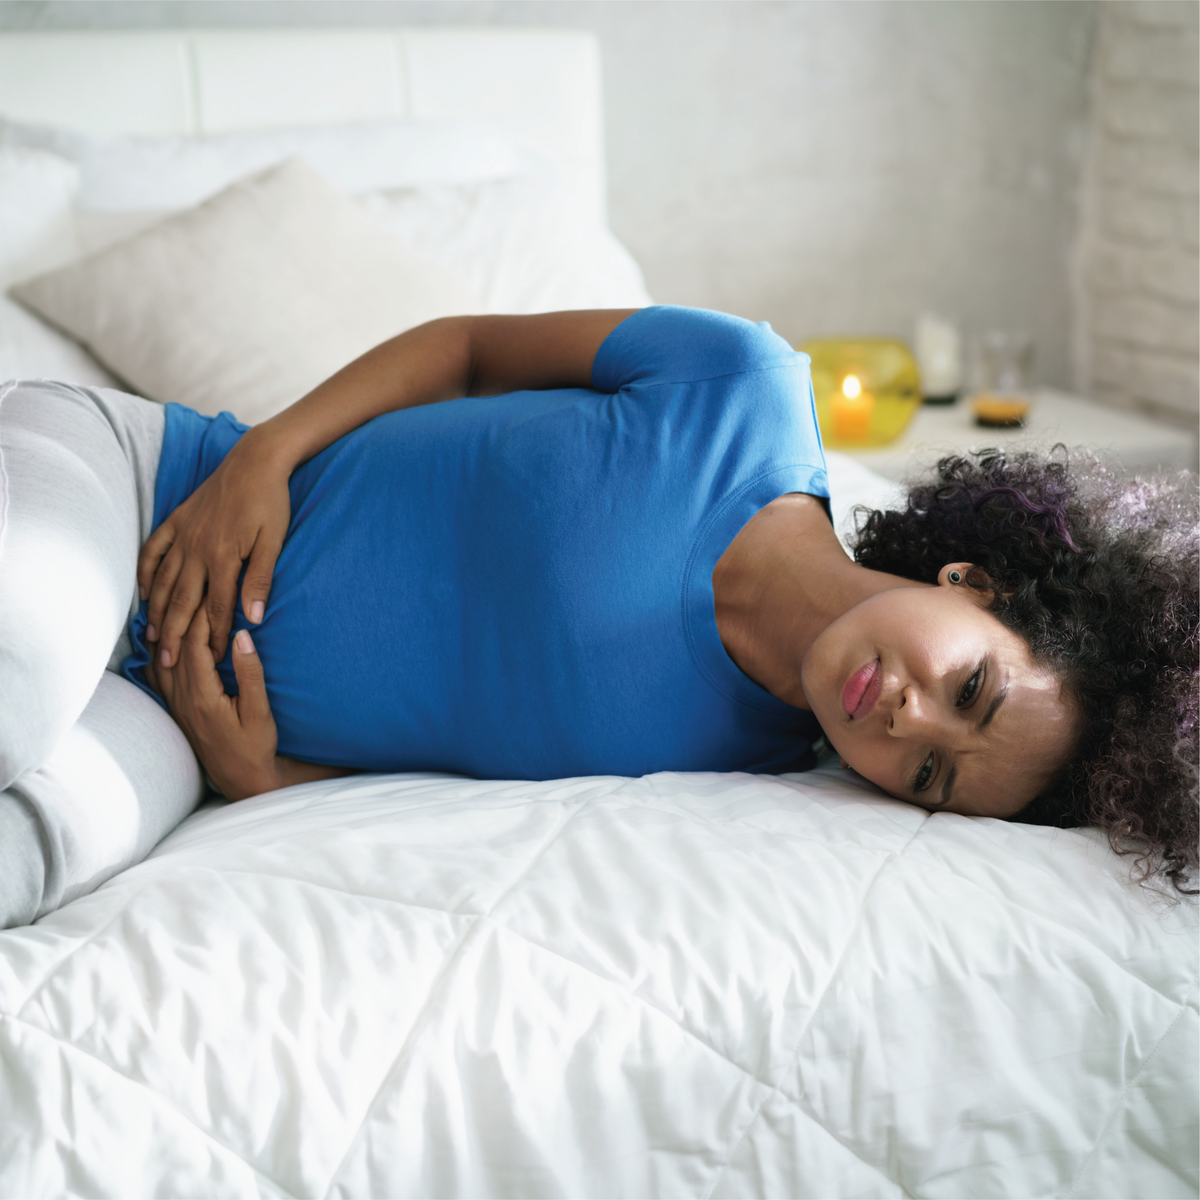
[938,562,974,588]
[938,562,1000,602]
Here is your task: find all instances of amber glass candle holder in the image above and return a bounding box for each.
[800,338,922,449]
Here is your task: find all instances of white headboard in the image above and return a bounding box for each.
[0,27,607,223]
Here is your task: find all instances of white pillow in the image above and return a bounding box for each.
[360,171,654,314]
[0,145,120,384]
[75,177,654,316]
[0,295,119,388]
[74,209,171,256]
[12,159,479,425]
[0,116,540,211]
[0,146,81,287]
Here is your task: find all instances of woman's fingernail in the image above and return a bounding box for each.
[235,630,254,654]
[249,601,264,623]
[147,624,158,641]
[160,649,171,667]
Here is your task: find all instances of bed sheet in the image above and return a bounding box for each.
[1,765,1195,1198]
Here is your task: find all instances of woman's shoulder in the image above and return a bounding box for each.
[594,305,801,393]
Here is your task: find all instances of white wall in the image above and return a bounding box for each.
[1073,0,1198,425]
[599,1,1096,392]
[1,0,1098,389]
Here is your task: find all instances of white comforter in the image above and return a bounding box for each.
[0,765,1195,1198]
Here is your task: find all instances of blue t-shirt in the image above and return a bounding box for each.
[123,306,828,779]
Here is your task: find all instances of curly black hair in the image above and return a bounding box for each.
[851,447,1198,895]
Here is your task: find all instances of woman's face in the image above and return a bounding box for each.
[801,568,1076,817]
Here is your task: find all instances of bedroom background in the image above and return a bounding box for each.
[0,8,1197,1197]
[2,0,1197,439]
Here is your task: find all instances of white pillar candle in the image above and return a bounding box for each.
[914,313,963,397]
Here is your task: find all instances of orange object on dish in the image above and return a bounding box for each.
[971,395,1029,428]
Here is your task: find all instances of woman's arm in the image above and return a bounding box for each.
[139,309,638,668]
[253,309,640,470]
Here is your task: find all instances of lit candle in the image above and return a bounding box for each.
[831,373,874,441]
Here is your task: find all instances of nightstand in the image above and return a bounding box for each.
[837,389,1197,482]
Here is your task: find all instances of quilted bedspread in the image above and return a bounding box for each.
[0,765,1196,1198]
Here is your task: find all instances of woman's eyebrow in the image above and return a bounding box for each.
[935,673,1012,810]
[933,764,957,809]
[978,674,1010,732]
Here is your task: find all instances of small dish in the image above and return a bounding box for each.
[971,395,1029,428]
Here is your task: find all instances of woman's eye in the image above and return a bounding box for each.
[957,665,984,707]
[914,753,935,793]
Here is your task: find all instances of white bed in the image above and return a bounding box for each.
[0,28,1196,1199]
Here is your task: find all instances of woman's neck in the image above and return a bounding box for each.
[712,493,925,708]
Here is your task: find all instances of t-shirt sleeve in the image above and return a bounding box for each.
[591,305,802,393]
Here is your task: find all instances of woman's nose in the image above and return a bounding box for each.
[889,686,943,737]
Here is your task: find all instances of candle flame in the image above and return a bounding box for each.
[842,374,862,399]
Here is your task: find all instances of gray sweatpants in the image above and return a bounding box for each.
[0,380,205,928]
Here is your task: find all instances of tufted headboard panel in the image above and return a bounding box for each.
[0,27,607,222]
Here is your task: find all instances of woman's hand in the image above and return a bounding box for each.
[144,610,355,800]
[138,428,292,669]
[144,610,283,800]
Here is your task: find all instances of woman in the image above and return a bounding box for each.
[0,307,1192,932]
[131,306,1196,894]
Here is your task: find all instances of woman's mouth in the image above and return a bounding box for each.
[842,658,882,719]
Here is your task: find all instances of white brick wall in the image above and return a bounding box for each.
[1074,1,1199,425]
